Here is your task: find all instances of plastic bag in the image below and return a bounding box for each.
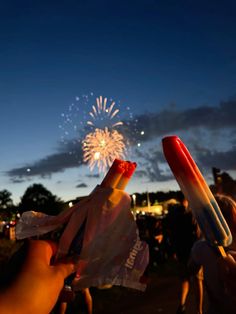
[16,186,149,291]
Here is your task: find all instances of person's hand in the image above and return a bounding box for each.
[218,251,236,303]
[0,240,75,314]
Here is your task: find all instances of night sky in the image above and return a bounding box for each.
[1,0,236,203]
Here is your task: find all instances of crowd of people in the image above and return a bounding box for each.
[135,193,236,314]
[0,193,236,313]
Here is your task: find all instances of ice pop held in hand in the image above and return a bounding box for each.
[116,161,137,190]
[100,159,127,188]
[101,159,137,190]
[162,135,232,249]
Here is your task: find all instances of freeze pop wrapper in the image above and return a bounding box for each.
[162,136,232,254]
[16,159,149,291]
[68,187,149,291]
[66,159,131,259]
[62,159,137,258]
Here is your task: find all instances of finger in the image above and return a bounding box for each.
[26,240,58,265]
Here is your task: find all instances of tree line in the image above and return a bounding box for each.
[0,183,189,222]
[0,184,66,220]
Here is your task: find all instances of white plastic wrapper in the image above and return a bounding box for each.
[16,186,149,291]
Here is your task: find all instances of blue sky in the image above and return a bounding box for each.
[1,0,236,203]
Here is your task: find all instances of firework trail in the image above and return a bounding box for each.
[87,96,123,129]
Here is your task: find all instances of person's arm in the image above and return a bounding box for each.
[0,240,75,314]
[218,251,236,302]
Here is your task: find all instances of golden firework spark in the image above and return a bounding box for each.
[83,127,125,172]
[87,96,123,128]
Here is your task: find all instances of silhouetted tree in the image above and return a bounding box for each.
[19,184,64,215]
[0,190,13,210]
[0,189,15,220]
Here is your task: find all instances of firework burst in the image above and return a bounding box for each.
[87,96,123,129]
[59,93,138,172]
[83,127,125,172]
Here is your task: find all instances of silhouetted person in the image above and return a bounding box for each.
[190,194,236,314]
[167,197,202,314]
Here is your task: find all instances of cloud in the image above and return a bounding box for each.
[134,147,172,182]
[138,144,236,183]
[76,183,88,188]
[85,173,100,178]
[7,141,83,182]
[197,147,236,171]
[126,100,236,182]
[126,99,236,144]
[6,99,236,183]
[10,178,28,184]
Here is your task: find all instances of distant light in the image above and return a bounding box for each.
[137,143,141,147]
[140,131,145,135]
[68,202,73,208]
[26,168,31,172]
[16,213,21,218]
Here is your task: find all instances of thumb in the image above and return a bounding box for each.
[53,262,76,281]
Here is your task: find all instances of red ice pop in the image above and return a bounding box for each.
[162,136,232,252]
[101,159,137,190]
